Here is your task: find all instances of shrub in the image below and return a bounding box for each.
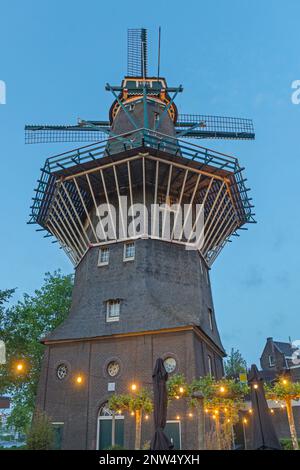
[280,438,300,450]
[104,444,126,450]
[26,409,54,450]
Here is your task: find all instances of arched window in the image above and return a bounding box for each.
[97,403,124,450]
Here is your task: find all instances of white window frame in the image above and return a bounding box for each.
[98,247,110,266]
[268,355,275,367]
[123,242,135,262]
[208,308,213,331]
[106,300,120,322]
[96,415,124,450]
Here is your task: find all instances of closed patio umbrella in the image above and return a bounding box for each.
[150,358,173,450]
[248,364,281,450]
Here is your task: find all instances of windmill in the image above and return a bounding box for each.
[30,28,256,450]
[25,28,255,144]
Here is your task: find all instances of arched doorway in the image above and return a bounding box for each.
[97,404,124,450]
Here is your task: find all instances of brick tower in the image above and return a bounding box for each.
[27,29,255,449]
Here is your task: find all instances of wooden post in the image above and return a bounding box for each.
[111,412,116,448]
[135,409,142,450]
[196,402,205,450]
[285,398,299,450]
[242,421,247,450]
[215,414,221,450]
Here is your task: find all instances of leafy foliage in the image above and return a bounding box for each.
[265,380,300,401]
[167,373,188,400]
[280,438,300,450]
[0,271,73,433]
[26,409,55,450]
[108,388,153,414]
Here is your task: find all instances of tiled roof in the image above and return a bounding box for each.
[274,341,296,357]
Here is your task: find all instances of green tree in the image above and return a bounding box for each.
[108,388,153,450]
[167,374,249,450]
[224,348,247,378]
[266,379,300,450]
[0,271,73,433]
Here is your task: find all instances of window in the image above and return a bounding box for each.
[106,300,120,322]
[107,361,120,377]
[269,355,275,367]
[98,247,110,266]
[207,355,213,376]
[124,242,135,261]
[163,357,177,373]
[208,308,213,331]
[56,364,68,380]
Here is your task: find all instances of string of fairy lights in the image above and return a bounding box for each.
[11,361,290,423]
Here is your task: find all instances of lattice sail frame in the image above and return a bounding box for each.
[29,129,254,266]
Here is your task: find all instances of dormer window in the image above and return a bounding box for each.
[106,300,120,322]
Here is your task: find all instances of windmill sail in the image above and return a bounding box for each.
[127,28,148,77]
[176,114,255,140]
[25,123,109,144]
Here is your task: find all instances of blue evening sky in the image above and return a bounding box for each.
[0,0,299,366]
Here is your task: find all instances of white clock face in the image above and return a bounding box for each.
[163,357,176,373]
[107,361,120,377]
[57,364,68,380]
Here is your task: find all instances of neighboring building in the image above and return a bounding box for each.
[260,337,300,382]
[29,30,254,449]
[258,337,300,442]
